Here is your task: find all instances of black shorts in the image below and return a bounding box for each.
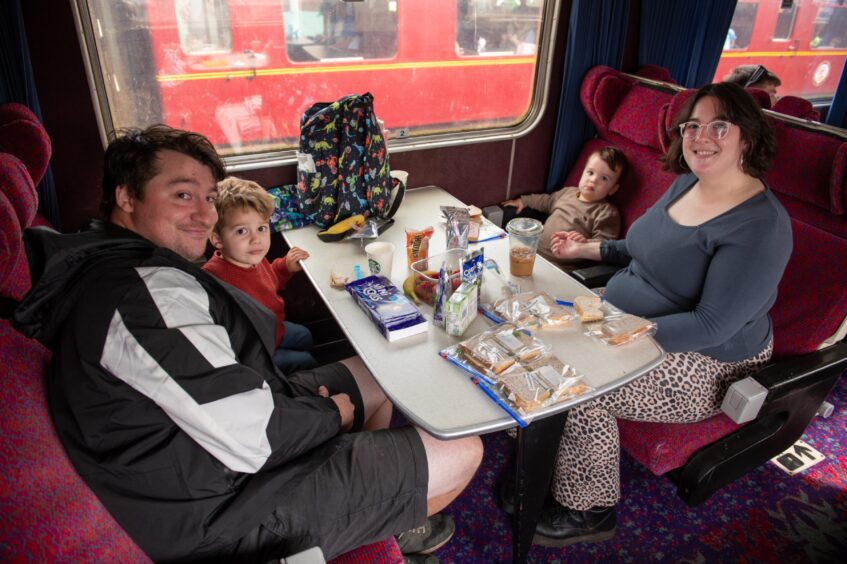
[228,365,429,561]
[287,362,367,432]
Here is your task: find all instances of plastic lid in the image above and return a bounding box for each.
[506,217,543,237]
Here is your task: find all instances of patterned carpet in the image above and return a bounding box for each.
[433,376,847,563]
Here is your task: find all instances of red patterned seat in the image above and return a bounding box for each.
[0,103,402,562]
[570,68,847,499]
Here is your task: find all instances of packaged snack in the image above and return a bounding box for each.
[405,226,434,267]
[457,322,547,376]
[588,313,656,346]
[462,249,485,287]
[574,295,604,322]
[488,291,573,329]
[441,206,470,250]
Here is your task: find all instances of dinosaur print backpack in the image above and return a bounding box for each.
[295,92,391,228]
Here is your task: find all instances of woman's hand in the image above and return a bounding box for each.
[501,198,525,213]
[285,247,310,272]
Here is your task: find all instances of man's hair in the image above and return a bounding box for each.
[591,146,627,179]
[100,125,226,218]
[213,177,275,233]
[724,64,782,88]
[663,82,776,178]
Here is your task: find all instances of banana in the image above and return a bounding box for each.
[403,274,421,304]
[317,214,366,242]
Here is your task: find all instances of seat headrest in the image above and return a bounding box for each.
[0,103,51,186]
[635,65,676,84]
[745,88,773,110]
[772,96,821,121]
[0,155,33,293]
[659,89,696,153]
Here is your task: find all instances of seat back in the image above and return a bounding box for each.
[571,68,847,477]
[772,96,821,121]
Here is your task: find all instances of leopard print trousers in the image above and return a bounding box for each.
[550,340,773,510]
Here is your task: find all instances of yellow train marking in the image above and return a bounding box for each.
[156,57,536,82]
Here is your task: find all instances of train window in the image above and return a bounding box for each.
[284,0,398,62]
[725,2,758,49]
[174,0,233,55]
[773,2,798,41]
[811,1,847,49]
[74,0,554,163]
[716,0,847,101]
[456,0,542,56]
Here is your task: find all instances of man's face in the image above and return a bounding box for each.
[114,149,218,262]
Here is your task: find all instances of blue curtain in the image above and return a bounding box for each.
[0,0,61,229]
[545,0,630,192]
[639,0,737,88]
[826,59,847,128]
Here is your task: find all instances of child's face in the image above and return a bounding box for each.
[211,206,271,268]
[578,154,621,202]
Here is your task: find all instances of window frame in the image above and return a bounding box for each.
[72,0,561,172]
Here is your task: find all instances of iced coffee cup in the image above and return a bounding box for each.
[506,218,543,277]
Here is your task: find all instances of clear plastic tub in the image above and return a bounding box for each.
[410,248,465,306]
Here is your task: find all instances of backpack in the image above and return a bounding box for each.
[295,92,391,228]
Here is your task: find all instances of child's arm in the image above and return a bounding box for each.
[589,205,622,241]
[501,198,525,213]
[271,247,310,290]
[518,187,569,215]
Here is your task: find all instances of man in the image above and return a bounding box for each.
[13,125,482,562]
[724,64,781,105]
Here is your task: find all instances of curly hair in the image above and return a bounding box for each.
[100,125,226,218]
[662,82,775,178]
[212,177,275,233]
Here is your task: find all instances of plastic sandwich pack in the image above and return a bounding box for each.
[441,322,594,417]
[482,291,573,330]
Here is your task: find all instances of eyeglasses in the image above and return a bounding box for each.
[678,120,733,141]
[744,65,767,88]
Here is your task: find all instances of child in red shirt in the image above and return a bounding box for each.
[203,177,317,373]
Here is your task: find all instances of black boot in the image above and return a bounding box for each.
[533,504,616,547]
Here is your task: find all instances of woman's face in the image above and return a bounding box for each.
[682,96,746,179]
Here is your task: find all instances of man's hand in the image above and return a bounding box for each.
[501,198,524,213]
[285,247,310,273]
[329,393,354,432]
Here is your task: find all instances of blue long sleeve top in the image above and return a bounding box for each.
[601,173,793,362]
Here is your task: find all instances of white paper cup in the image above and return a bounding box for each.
[365,241,395,277]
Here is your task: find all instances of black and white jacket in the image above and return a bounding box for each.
[14,221,343,561]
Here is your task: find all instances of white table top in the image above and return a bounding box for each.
[283,186,665,439]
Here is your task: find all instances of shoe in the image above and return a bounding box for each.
[533,504,616,547]
[403,554,440,564]
[395,513,455,555]
[497,478,558,516]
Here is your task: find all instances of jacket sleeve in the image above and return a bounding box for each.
[271,257,294,291]
[100,266,339,474]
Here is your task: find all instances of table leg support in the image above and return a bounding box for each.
[512,411,568,563]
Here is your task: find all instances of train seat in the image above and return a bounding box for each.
[568,67,847,505]
[0,103,402,562]
[744,87,773,110]
[772,95,821,121]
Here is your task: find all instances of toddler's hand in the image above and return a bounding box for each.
[563,231,587,243]
[551,237,580,259]
[286,247,310,272]
[501,199,524,213]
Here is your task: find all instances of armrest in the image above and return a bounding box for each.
[670,340,847,506]
[570,264,621,288]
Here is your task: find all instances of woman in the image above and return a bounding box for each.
[539,82,793,546]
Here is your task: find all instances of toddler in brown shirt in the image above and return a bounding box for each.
[502,146,626,267]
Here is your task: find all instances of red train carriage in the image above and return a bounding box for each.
[715,0,847,100]
[143,0,540,153]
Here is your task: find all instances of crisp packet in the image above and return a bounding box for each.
[442,206,470,250]
[488,291,573,329]
[405,226,434,267]
[585,313,656,346]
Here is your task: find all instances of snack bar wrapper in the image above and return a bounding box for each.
[405,226,434,267]
[441,206,470,250]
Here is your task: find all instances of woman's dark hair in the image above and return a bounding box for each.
[662,82,776,178]
[99,125,226,218]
